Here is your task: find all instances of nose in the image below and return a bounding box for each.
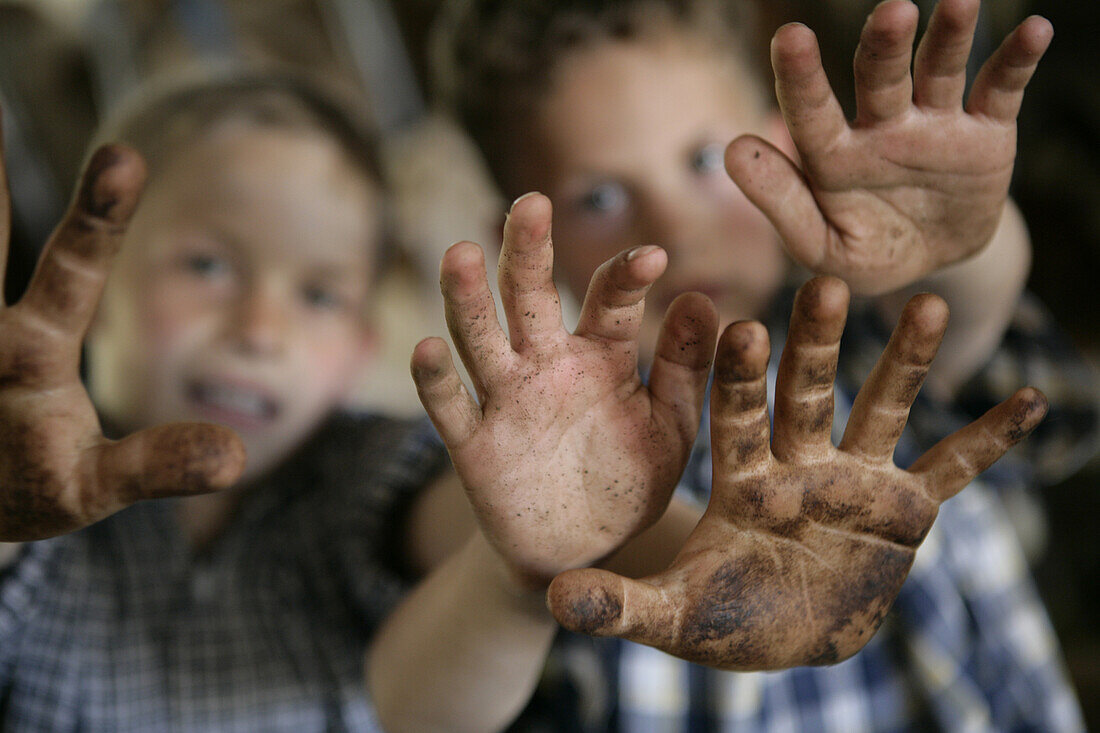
[639,185,710,258]
[231,283,289,357]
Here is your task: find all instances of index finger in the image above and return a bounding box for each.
[772,23,850,164]
[853,0,920,124]
[17,145,145,338]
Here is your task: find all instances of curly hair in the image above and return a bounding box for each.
[431,0,778,194]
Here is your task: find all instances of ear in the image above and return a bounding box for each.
[765,111,800,166]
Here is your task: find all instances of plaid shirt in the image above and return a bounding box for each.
[514,292,1095,733]
[0,413,446,732]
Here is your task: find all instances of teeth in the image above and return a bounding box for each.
[193,383,275,419]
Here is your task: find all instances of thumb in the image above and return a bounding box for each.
[724,134,829,272]
[548,568,678,649]
[93,422,247,504]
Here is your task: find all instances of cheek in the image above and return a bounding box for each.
[98,278,217,428]
[290,327,367,400]
[138,282,215,355]
[716,182,772,237]
[714,190,786,272]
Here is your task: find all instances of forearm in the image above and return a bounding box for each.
[0,542,23,570]
[601,495,702,578]
[875,199,1031,401]
[367,531,558,733]
[0,539,63,659]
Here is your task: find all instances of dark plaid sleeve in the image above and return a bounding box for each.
[308,413,450,630]
[0,539,63,665]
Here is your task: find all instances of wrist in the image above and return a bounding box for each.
[925,200,1029,288]
[464,532,555,617]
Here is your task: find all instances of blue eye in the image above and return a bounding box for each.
[303,285,343,310]
[579,182,629,215]
[690,143,725,176]
[184,254,228,278]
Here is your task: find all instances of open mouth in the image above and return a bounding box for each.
[185,379,281,430]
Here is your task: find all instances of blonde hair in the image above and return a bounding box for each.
[95,70,384,186]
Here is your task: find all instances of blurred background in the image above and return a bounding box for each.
[1,0,1096,724]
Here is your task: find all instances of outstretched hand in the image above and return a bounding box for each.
[548,276,1046,670]
[0,139,246,542]
[411,193,717,585]
[725,0,1052,295]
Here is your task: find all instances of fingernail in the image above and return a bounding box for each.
[511,191,540,210]
[79,146,124,219]
[626,245,659,261]
[78,145,144,223]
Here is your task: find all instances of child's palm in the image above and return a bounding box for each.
[0,144,245,541]
[549,277,1046,669]
[448,343,684,579]
[726,0,1052,295]
[795,111,1014,291]
[412,194,717,584]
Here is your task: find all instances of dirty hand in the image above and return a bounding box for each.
[548,276,1046,669]
[726,0,1052,295]
[0,141,246,541]
[411,193,717,585]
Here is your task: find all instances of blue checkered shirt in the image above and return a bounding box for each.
[0,413,447,732]
[513,294,1093,733]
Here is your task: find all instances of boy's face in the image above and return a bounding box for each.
[515,31,790,347]
[89,124,379,482]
